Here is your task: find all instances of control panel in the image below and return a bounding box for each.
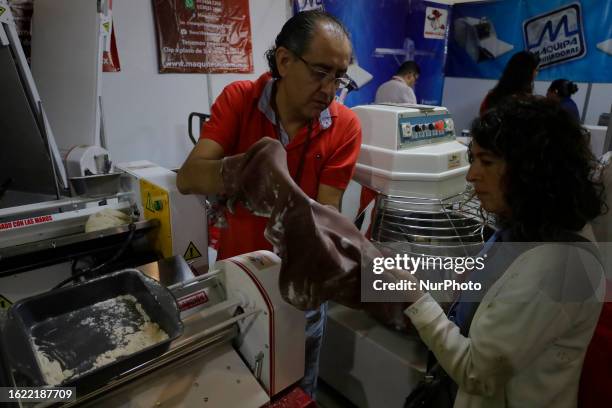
[397,113,455,149]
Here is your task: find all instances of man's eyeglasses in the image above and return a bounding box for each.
[295,55,352,89]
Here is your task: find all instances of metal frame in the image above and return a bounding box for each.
[371,189,488,256]
[0,2,67,197]
[3,269,263,408]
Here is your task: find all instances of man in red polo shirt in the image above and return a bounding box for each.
[177,10,361,397]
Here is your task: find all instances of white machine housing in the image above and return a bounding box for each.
[118,161,208,273]
[353,104,469,199]
[321,104,475,407]
[1,249,305,408]
[65,145,114,177]
[454,16,514,62]
[92,250,305,408]
[218,251,306,396]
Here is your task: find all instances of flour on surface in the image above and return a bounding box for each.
[33,294,168,385]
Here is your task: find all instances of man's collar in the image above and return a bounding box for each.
[257,77,278,125]
[257,74,336,130]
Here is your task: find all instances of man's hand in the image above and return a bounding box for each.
[221,137,297,216]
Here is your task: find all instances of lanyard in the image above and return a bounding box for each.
[271,81,314,188]
[447,230,501,332]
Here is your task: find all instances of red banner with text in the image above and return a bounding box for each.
[152,0,253,73]
[101,0,121,72]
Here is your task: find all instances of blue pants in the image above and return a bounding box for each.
[299,302,328,398]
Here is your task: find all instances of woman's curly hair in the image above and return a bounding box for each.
[470,95,606,241]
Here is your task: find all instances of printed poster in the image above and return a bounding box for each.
[152,0,253,73]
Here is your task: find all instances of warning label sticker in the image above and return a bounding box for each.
[241,252,277,271]
[184,241,202,261]
[140,179,172,258]
[447,153,461,170]
[0,294,12,310]
[0,215,54,231]
[178,290,208,311]
[145,192,164,213]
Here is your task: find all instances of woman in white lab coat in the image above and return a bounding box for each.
[403,96,606,407]
[216,95,607,406]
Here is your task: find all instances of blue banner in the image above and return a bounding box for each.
[446,0,612,83]
[294,0,451,106]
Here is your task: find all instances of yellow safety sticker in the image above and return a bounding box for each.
[145,191,163,213]
[140,179,173,258]
[184,241,202,261]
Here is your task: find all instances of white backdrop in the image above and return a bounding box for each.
[98,0,610,171]
[101,0,291,169]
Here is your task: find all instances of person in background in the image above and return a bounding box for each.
[375,61,420,104]
[547,79,580,122]
[479,51,540,115]
[176,10,361,398]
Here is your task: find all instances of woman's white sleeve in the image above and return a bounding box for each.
[403,248,599,397]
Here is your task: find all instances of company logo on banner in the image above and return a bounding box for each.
[446,0,612,83]
[523,3,586,69]
[424,7,448,39]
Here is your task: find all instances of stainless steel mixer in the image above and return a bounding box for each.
[370,189,487,258]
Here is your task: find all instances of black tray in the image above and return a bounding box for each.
[0,269,183,396]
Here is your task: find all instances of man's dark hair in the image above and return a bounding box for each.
[548,78,579,98]
[396,61,420,77]
[469,96,605,241]
[486,51,540,110]
[265,10,350,78]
